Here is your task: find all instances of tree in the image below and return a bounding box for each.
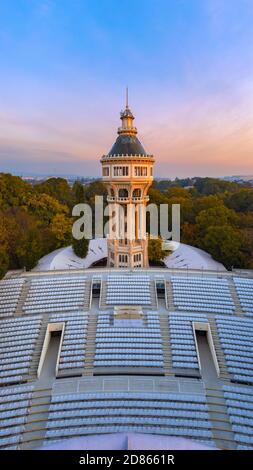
[148,187,168,205]
[153,180,172,191]
[196,206,238,235]
[27,193,69,225]
[35,177,74,207]
[0,208,28,268]
[72,237,89,258]
[166,187,191,199]
[166,196,194,224]
[181,223,198,246]
[194,177,240,195]
[241,228,253,268]
[227,189,253,213]
[15,228,45,270]
[1,208,46,270]
[50,213,72,246]
[199,225,247,269]
[73,181,85,203]
[193,195,224,215]
[83,180,107,204]
[0,173,33,210]
[153,178,194,191]
[0,248,9,279]
[148,237,169,265]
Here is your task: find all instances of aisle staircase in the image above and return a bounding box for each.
[15,280,30,316]
[165,281,175,311]
[159,314,173,376]
[205,387,236,450]
[228,280,244,316]
[21,386,52,450]
[83,312,98,375]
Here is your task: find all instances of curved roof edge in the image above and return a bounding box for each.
[34,239,226,272]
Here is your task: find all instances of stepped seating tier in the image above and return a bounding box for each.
[45,391,213,444]
[171,276,235,314]
[216,316,253,385]
[23,276,89,314]
[94,311,163,369]
[0,317,42,385]
[223,385,253,449]
[0,384,34,449]
[233,278,253,316]
[0,279,25,318]
[105,275,152,306]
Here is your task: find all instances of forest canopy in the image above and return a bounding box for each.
[0,173,252,278]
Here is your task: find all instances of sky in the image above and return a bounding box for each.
[0,0,253,178]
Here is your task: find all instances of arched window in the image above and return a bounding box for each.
[132,188,142,198]
[118,188,128,198]
[119,254,128,264]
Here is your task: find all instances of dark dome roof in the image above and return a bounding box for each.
[108,134,147,156]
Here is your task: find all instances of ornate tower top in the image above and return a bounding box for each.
[118,87,137,136]
[102,89,154,158]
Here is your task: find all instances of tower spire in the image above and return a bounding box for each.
[119,88,137,135]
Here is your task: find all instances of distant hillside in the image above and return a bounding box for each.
[223,175,253,183]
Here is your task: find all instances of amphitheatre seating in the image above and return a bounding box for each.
[50,312,89,374]
[223,384,253,449]
[45,391,213,443]
[171,276,235,314]
[233,278,253,316]
[94,311,163,368]
[0,384,34,449]
[23,276,87,314]
[0,278,24,318]
[169,313,207,370]
[0,316,42,385]
[106,275,151,306]
[216,316,253,385]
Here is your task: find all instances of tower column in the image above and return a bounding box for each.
[135,204,139,241]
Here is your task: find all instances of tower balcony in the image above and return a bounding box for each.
[107,195,149,203]
[117,126,137,135]
[133,196,149,202]
[101,153,154,161]
[107,238,146,250]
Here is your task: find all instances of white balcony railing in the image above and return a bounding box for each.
[107,196,149,203]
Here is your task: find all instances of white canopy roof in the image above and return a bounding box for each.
[34,238,225,272]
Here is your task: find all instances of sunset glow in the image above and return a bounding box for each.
[0,0,253,177]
